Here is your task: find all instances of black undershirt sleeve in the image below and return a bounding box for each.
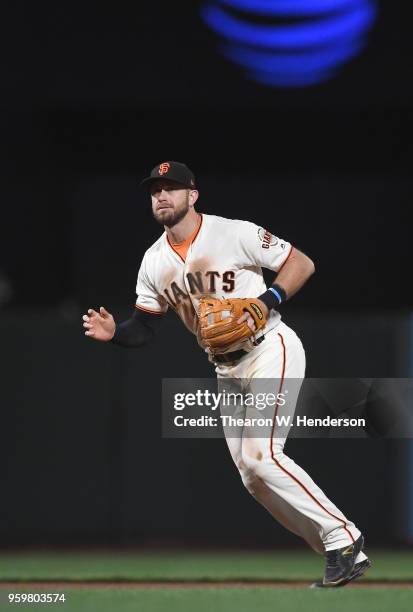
[111,307,164,348]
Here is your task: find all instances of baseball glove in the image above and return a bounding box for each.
[198,296,267,354]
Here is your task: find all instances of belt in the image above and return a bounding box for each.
[213,335,265,364]
[214,348,248,364]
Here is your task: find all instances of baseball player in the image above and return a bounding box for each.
[82,161,370,587]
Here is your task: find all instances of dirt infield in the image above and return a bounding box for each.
[0,581,412,589]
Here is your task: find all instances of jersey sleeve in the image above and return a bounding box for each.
[237,221,293,271]
[135,253,168,315]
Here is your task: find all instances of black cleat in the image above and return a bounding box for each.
[310,557,371,589]
[320,535,364,587]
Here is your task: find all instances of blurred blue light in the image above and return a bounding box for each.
[201,0,378,87]
[218,0,363,17]
[222,38,362,77]
[202,2,375,49]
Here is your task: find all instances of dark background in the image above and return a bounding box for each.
[1,0,412,548]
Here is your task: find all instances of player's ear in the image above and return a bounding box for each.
[189,189,199,207]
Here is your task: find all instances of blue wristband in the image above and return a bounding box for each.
[258,284,287,311]
[269,287,283,304]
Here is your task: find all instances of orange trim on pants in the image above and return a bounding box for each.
[269,332,355,545]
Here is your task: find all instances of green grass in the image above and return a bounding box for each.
[0,587,412,612]
[0,550,411,582]
[0,550,411,612]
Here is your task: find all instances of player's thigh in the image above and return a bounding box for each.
[217,374,244,468]
[247,325,306,450]
[249,324,306,379]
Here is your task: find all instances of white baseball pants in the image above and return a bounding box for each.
[216,321,366,557]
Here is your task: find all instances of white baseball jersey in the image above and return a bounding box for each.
[135,213,293,353]
[135,212,364,555]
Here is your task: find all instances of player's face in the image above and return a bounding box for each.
[150,180,191,228]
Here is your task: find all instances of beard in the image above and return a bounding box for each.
[152,198,190,228]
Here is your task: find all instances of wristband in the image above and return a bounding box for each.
[258,284,287,311]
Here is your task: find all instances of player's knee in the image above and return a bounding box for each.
[239,452,264,494]
[241,439,265,465]
[240,466,266,497]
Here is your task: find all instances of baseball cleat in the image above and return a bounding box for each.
[318,535,365,587]
[310,557,371,588]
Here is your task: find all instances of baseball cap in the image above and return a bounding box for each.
[140,161,196,190]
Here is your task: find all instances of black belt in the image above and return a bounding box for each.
[214,348,248,364]
[213,335,265,364]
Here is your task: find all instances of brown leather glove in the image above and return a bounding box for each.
[198,296,267,354]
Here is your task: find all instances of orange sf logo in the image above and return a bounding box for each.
[159,162,170,176]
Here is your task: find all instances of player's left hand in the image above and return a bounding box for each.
[237,299,269,330]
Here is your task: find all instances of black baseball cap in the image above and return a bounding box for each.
[140,161,196,190]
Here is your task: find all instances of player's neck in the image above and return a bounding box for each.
[165,209,201,244]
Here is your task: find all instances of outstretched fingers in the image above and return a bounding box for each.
[82,306,113,339]
[83,308,99,336]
